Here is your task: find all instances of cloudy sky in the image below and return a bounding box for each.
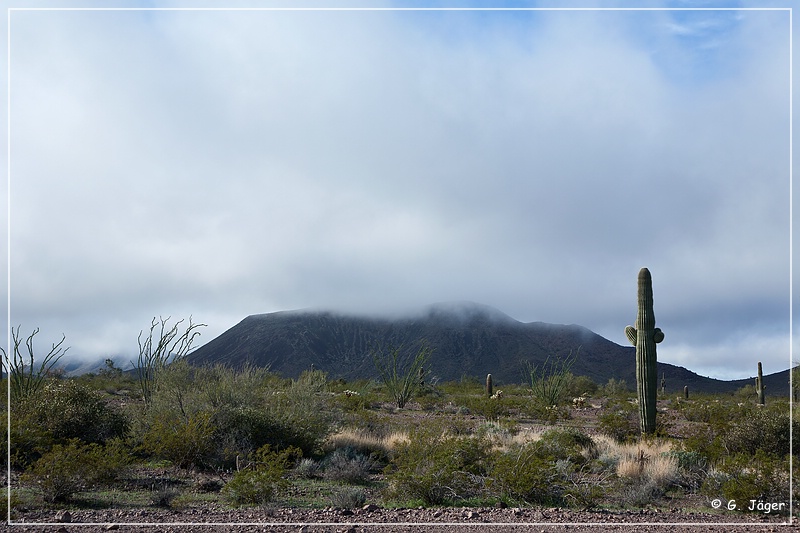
[2,0,794,381]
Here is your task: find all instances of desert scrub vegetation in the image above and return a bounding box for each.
[221,445,301,506]
[384,426,495,506]
[6,352,796,517]
[20,438,131,503]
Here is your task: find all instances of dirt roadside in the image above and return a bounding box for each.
[6,505,794,532]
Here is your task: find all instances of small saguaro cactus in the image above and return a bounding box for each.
[625,267,664,435]
[660,373,666,396]
[756,361,765,405]
[684,385,689,400]
[486,373,493,398]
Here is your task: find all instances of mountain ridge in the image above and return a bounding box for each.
[184,301,789,396]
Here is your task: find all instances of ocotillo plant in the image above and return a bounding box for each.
[756,361,765,405]
[625,268,664,435]
[486,373,493,398]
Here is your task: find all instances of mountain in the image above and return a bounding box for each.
[185,301,790,396]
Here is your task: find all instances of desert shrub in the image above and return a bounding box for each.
[680,400,737,425]
[221,445,299,506]
[598,401,639,443]
[702,451,789,511]
[721,407,798,458]
[22,379,129,445]
[292,458,322,479]
[20,438,130,503]
[536,428,595,464]
[322,447,378,484]
[602,378,629,398]
[8,408,53,469]
[489,441,563,505]
[263,372,335,456]
[461,395,510,419]
[212,406,284,467]
[488,428,597,507]
[150,483,180,508]
[330,486,367,509]
[563,374,599,398]
[385,428,493,506]
[618,478,666,507]
[666,450,708,492]
[138,362,331,467]
[681,425,727,464]
[140,410,216,468]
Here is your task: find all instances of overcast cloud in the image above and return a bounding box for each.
[2,1,795,381]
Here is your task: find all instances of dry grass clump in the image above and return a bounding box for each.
[593,435,677,481]
[591,434,679,506]
[326,429,409,457]
[488,427,544,453]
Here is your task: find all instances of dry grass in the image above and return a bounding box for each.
[593,435,677,483]
[325,429,410,457]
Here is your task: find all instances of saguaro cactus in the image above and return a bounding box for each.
[756,361,765,405]
[486,373,493,398]
[683,385,689,400]
[625,268,664,435]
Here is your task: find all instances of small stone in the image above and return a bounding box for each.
[467,511,479,519]
[55,511,71,523]
[362,504,379,512]
[495,501,508,509]
[340,509,354,516]
[56,527,68,533]
[105,525,119,531]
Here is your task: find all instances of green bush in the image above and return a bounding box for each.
[221,445,299,506]
[140,410,216,468]
[460,396,510,419]
[489,442,562,505]
[536,428,595,464]
[564,374,599,398]
[666,450,708,492]
[21,379,129,445]
[263,372,335,456]
[385,428,493,506]
[137,362,333,468]
[702,451,789,511]
[488,429,596,506]
[20,438,130,503]
[598,401,639,443]
[721,407,798,458]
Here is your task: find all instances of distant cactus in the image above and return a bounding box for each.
[625,268,664,435]
[756,361,765,405]
[661,373,666,395]
[486,373,493,398]
[684,385,689,400]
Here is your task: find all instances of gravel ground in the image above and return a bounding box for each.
[6,505,794,532]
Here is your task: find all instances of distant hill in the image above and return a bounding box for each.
[185,301,790,396]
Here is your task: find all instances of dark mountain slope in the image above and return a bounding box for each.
[185,302,789,396]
